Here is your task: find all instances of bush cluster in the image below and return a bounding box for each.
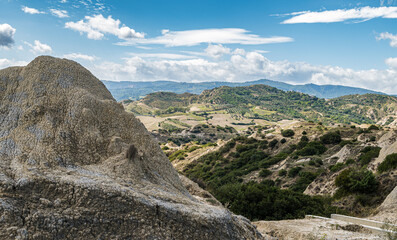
[378,153,397,173]
[335,168,378,194]
[358,146,381,166]
[320,131,342,144]
[214,181,338,221]
[281,129,295,137]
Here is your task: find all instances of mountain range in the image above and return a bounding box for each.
[102,79,386,101]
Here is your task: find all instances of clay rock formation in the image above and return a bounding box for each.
[372,185,397,222]
[0,56,263,239]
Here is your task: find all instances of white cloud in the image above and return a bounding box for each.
[233,48,246,56]
[60,0,67,3]
[50,9,69,18]
[21,6,45,14]
[128,53,196,60]
[377,32,397,47]
[0,24,16,47]
[205,44,231,58]
[282,6,397,24]
[118,28,293,47]
[91,51,397,94]
[0,58,28,69]
[135,46,153,50]
[254,50,269,54]
[385,57,397,69]
[63,53,97,61]
[65,14,145,40]
[25,40,53,54]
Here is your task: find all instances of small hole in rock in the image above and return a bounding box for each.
[126,145,138,160]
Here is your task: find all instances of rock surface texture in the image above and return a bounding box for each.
[0,56,263,239]
[372,184,397,222]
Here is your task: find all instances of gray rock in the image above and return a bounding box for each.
[0,56,263,239]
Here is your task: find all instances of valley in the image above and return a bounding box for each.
[121,84,397,238]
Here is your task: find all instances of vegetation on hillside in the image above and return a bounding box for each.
[183,135,344,220]
[125,84,397,125]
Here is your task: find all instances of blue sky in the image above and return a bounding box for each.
[1,0,397,93]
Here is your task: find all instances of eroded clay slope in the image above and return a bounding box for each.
[0,56,262,239]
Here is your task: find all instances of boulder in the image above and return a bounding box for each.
[0,56,263,239]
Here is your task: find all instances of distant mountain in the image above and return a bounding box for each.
[102,79,385,101]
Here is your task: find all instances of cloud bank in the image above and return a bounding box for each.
[282,6,397,24]
[25,40,52,54]
[21,6,45,15]
[65,14,144,40]
[50,9,69,18]
[118,28,293,47]
[377,32,397,47]
[92,51,397,94]
[0,24,16,47]
[63,53,96,61]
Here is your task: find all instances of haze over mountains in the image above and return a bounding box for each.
[102,79,386,101]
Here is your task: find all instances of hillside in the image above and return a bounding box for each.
[329,94,397,126]
[161,122,397,224]
[103,79,385,101]
[120,83,397,228]
[123,84,397,126]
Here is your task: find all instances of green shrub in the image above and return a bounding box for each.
[300,136,309,142]
[339,140,352,147]
[289,171,318,192]
[335,168,378,194]
[302,131,307,135]
[358,146,381,166]
[188,146,202,152]
[315,158,323,166]
[320,131,342,144]
[259,169,272,178]
[329,163,344,172]
[278,169,287,176]
[261,179,275,187]
[269,139,278,149]
[260,153,288,168]
[214,181,339,221]
[368,125,379,131]
[169,149,188,161]
[345,158,355,165]
[288,166,302,178]
[296,141,327,156]
[281,129,295,137]
[280,138,287,144]
[378,153,397,173]
[297,138,308,150]
[259,140,268,149]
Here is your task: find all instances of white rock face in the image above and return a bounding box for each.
[372,185,397,222]
[0,56,263,239]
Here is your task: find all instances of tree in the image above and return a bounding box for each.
[281,129,295,137]
[320,131,341,144]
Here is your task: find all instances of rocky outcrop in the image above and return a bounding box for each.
[0,56,263,239]
[372,184,397,222]
[370,130,397,170]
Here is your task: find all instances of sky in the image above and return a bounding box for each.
[1,0,397,94]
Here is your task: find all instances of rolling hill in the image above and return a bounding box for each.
[102,79,385,101]
[124,84,397,125]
